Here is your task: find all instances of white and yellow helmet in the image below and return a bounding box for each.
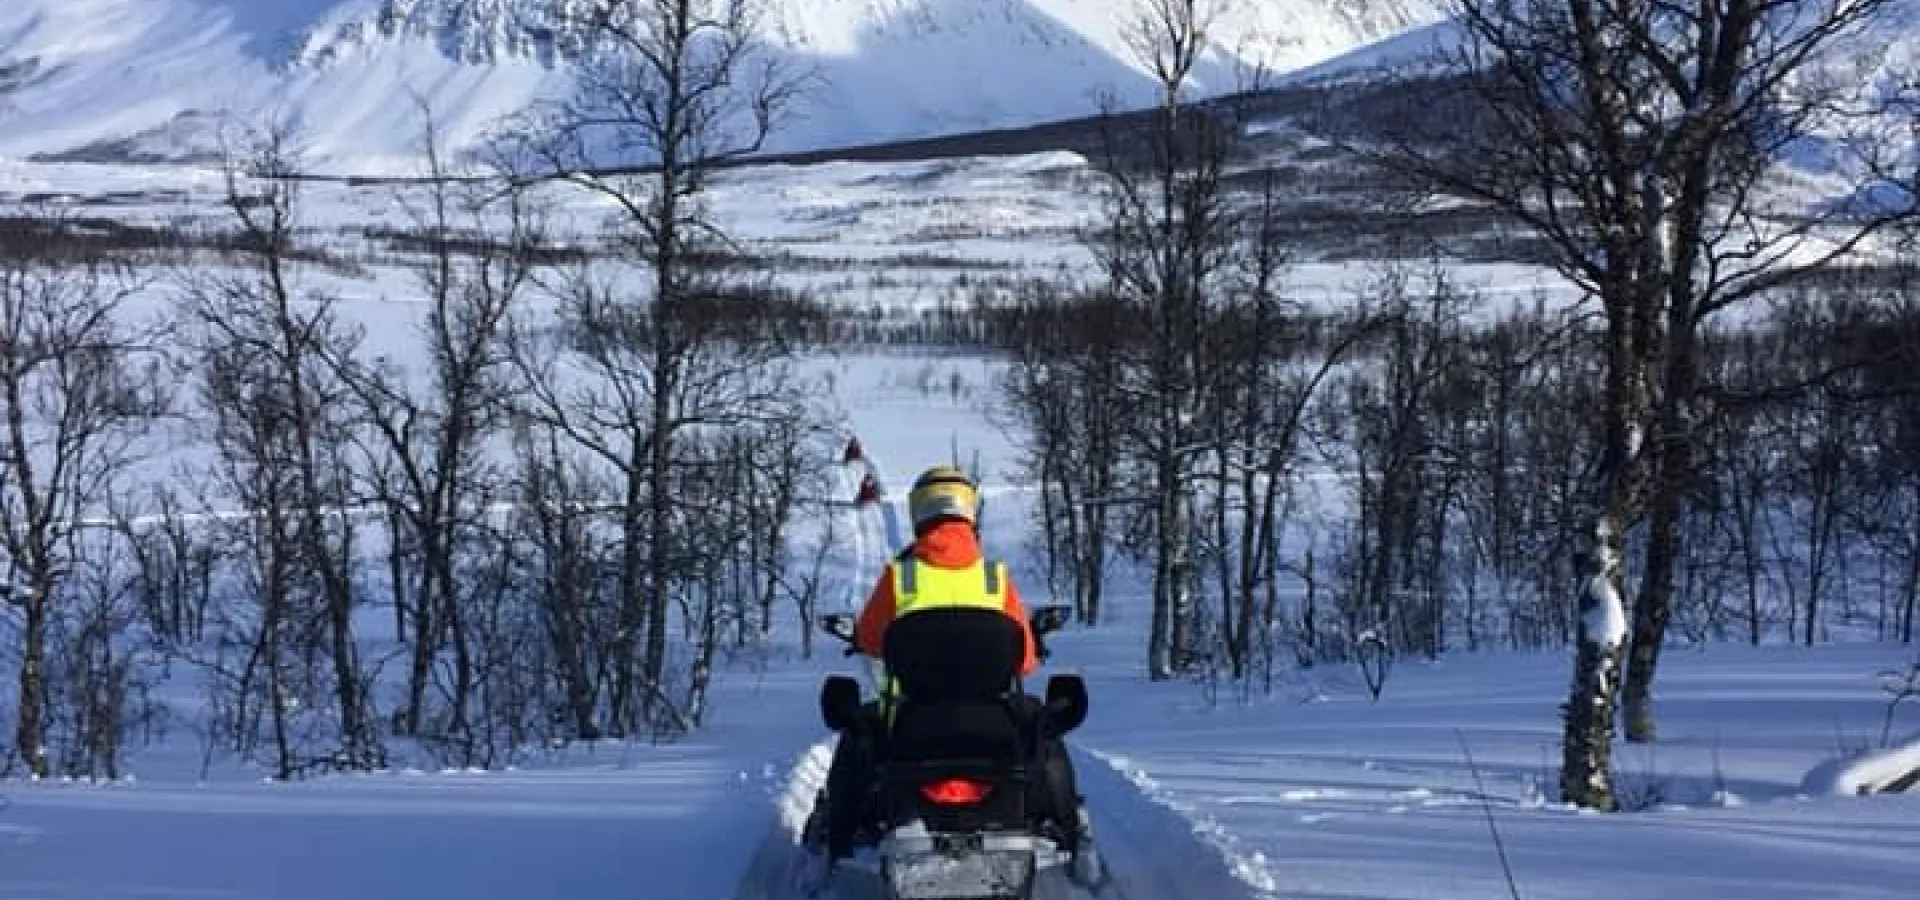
[907,465,979,531]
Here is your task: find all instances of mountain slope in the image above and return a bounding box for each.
[0,0,1441,174]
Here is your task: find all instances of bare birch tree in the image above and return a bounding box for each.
[1198,175,1388,687]
[183,121,382,776]
[497,0,817,735]
[1347,0,1918,807]
[0,214,168,778]
[1098,0,1240,679]
[994,281,1132,628]
[345,105,543,762]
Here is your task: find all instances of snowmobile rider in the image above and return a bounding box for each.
[821,464,1085,862]
[851,465,1039,679]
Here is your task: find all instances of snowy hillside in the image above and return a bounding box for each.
[0,0,1440,174]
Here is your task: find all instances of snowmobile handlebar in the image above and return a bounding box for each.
[1030,604,1072,636]
[817,605,1075,659]
[819,614,860,655]
[1029,604,1073,661]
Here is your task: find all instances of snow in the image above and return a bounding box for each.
[1276,16,1466,87]
[202,0,363,61]
[1061,638,1920,900]
[0,13,1918,891]
[0,698,816,900]
[0,0,1445,174]
[0,150,1585,332]
[5,343,1920,899]
[1583,520,1630,647]
[1804,734,1920,796]
[1582,574,1630,647]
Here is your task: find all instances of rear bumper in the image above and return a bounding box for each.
[877,820,1068,900]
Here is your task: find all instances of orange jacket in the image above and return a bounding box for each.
[854,520,1039,676]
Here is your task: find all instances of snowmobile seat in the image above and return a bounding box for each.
[881,606,1026,703]
[880,607,1032,764]
[875,608,1039,833]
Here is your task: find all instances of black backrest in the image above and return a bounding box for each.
[883,606,1024,704]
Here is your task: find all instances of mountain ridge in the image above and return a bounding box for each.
[0,0,1441,175]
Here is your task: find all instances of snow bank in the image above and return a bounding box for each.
[773,738,837,837]
[1802,734,1920,796]
[1086,750,1281,896]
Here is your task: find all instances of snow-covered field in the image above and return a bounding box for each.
[2,326,1918,900]
[0,151,1580,323]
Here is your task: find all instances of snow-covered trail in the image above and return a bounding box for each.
[729,739,1279,900]
[731,451,1279,900]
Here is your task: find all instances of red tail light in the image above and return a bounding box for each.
[920,777,991,805]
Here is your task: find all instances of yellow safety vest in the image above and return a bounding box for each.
[878,551,1007,725]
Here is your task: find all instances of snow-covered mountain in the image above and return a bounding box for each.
[0,0,1441,175]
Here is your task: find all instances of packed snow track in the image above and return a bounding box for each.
[732,743,1274,900]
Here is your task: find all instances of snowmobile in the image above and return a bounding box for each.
[802,603,1106,900]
